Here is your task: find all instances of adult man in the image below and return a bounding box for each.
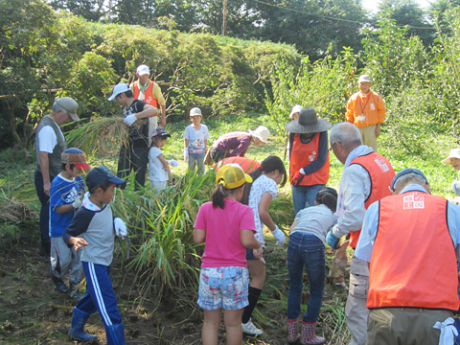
[130,64,166,138]
[326,122,395,345]
[345,75,386,151]
[355,168,460,344]
[108,83,157,190]
[35,97,80,260]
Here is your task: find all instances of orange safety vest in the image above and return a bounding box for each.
[348,152,394,248]
[290,133,329,186]
[214,157,261,173]
[367,192,459,311]
[133,80,158,110]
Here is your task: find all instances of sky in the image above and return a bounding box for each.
[362,0,433,13]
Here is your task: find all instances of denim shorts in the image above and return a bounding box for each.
[246,248,266,261]
[198,266,250,310]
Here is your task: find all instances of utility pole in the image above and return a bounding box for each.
[222,0,228,36]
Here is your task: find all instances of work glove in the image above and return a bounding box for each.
[123,114,137,126]
[168,159,179,168]
[452,181,460,196]
[183,148,189,163]
[114,217,127,238]
[272,226,286,246]
[72,194,83,209]
[291,171,305,186]
[326,229,341,250]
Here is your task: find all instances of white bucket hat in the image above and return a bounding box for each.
[289,105,302,119]
[442,148,460,166]
[190,107,202,116]
[108,83,130,101]
[249,126,270,144]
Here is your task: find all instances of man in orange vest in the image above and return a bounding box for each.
[131,64,166,137]
[355,168,460,344]
[326,122,395,345]
[345,75,385,152]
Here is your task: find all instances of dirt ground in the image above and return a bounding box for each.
[0,238,350,345]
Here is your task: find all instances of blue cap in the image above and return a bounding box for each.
[86,166,125,190]
[391,168,428,191]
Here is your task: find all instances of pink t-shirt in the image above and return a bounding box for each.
[194,198,256,268]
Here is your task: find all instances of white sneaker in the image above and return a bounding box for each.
[242,319,263,336]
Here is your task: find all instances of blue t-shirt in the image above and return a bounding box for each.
[49,174,85,237]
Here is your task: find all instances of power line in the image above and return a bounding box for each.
[246,0,437,30]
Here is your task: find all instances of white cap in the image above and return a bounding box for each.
[289,104,302,119]
[136,64,149,76]
[358,74,371,83]
[190,107,202,116]
[108,83,130,101]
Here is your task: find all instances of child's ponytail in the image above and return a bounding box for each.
[212,184,229,209]
[315,187,338,212]
[241,155,287,205]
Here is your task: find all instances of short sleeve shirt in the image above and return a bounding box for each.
[194,199,256,268]
[248,175,278,245]
[49,174,85,237]
[183,124,210,156]
[38,123,65,153]
[148,146,168,182]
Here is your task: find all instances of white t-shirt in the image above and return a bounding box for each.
[248,174,278,246]
[149,146,168,182]
[38,123,65,153]
[183,124,209,156]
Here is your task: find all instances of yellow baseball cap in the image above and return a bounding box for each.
[216,163,253,189]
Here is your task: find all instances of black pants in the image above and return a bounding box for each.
[210,147,228,163]
[117,143,148,190]
[34,169,53,241]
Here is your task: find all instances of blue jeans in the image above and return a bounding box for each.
[291,184,325,216]
[287,232,325,322]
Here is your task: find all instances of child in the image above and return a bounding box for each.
[287,187,338,345]
[183,107,209,174]
[241,155,288,335]
[63,166,127,344]
[149,126,177,190]
[49,148,89,300]
[193,164,263,345]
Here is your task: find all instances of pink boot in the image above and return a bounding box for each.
[287,318,300,344]
[301,321,325,345]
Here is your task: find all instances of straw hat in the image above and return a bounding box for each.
[284,107,331,134]
[249,126,270,144]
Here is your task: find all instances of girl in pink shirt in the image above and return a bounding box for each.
[193,164,263,345]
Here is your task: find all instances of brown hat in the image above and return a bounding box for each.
[61,148,90,169]
[55,97,79,122]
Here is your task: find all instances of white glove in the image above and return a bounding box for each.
[183,148,189,163]
[168,159,179,168]
[72,196,82,209]
[114,217,127,237]
[272,226,285,246]
[123,114,137,126]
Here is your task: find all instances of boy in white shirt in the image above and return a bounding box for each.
[183,107,209,174]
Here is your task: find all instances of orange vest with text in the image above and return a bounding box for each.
[290,133,329,186]
[133,80,158,109]
[367,192,459,311]
[348,152,394,248]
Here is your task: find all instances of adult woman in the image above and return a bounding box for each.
[285,107,331,215]
[209,126,270,163]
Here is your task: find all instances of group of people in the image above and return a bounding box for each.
[32,70,460,345]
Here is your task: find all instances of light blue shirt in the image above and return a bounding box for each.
[355,184,460,262]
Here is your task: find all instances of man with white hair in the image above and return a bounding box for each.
[34,97,80,261]
[131,64,166,137]
[326,122,394,345]
[345,75,386,151]
[355,168,460,344]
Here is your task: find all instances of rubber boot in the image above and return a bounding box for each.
[105,323,126,345]
[301,321,325,345]
[50,267,69,293]
[68,307,97,342]
[288,318,300,344]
